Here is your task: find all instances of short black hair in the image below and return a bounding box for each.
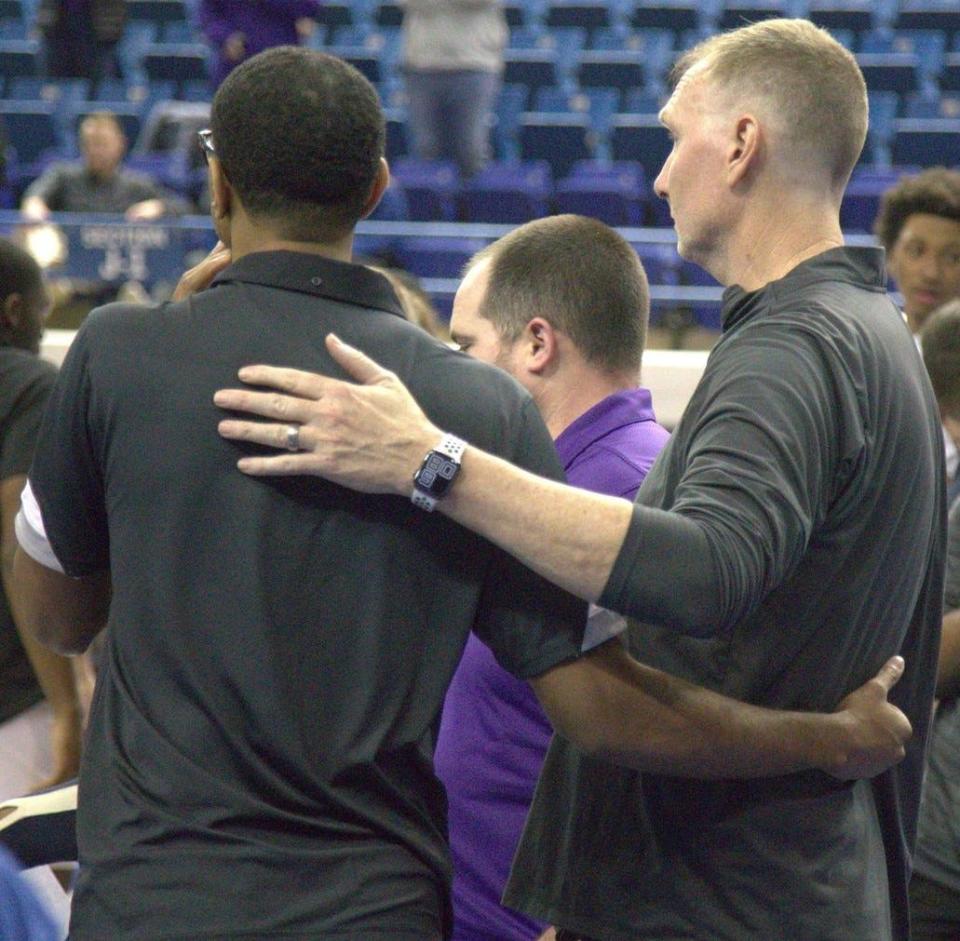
[0,238,42,306]
[0,238,44,349]
[211,47,385,241]
[922,299,960,420]
[875,167,960,252]
[468,215,649,376]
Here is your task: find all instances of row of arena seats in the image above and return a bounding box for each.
[5,22,960,95]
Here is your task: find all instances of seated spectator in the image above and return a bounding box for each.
[20,113,190,222]
[199,0,321,89]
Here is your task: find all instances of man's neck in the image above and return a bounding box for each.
[715,191,844,292]
[228,219,354,264]
[538,365,637,439]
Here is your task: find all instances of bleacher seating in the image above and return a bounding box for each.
[460,160,552,222]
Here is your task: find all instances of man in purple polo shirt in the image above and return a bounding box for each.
[438,214,670,941]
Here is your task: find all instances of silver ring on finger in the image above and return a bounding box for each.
[285,424,301,452]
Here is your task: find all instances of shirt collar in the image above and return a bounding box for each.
[554,387,657,470]
[720,246,887,333]
[211,250,407,319]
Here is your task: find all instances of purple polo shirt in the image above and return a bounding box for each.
[435,387,669,941]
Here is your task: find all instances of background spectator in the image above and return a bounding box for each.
[401,0,506,179]
[36,0,125,86]
[0,239,83,802]
[20,113,190,222]
[199,0,321,89]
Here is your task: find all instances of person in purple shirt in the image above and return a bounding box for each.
[199,0,321,88]
[439,214,670,941]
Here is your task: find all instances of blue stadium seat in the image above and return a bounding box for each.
[117,20,159,82]
[384,106,408,160]
[492,82,531,160]
[610,114,670,181]
[942,52,960,91]
[895,2,960,43]
[622,86,665,113]
[502,48,560,96]
[8,77,89,107]
[717,1,788,31]
[126,0,187,24]
[555,159,646,226]
[535,84,620,123]
[631,241,681,286]
[576,49,645,92]
[630,0,699,34]
[142,43,210,91]
[326,47,385,84]
[519,112,593,177]
[545,1,610,35]
[856,53,920,93]
[0,38,38,91]
[840,166,903,232]
[0,0,24,19]
[905,91,960,118]
[459,160,552,222]
[161,21,197,43]
[374,2,403,27]
[807,0,875,34]
[591,28,674,88]
[315,2,353,31]
[860,89,898,164]
[390,158,460,221]
[0,17,26,38]
[367,181,408,221]
[891,118,960,167]
[395,236,489,279]
[0,100,58,163]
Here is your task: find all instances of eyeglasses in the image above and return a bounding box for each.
[197,129,215,161]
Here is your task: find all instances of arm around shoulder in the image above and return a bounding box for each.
[529,641,911,780]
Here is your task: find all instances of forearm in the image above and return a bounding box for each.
[532,642,849,778]
[442,446,634,604]
[938,608,960,698]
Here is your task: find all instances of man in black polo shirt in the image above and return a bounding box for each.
[13,46,913,941]
[213,20,943,941]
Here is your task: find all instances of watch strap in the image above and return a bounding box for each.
[411,433,466,512]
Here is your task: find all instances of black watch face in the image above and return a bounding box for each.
[416,452,458,497]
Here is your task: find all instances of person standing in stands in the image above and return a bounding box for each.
[20,112,189,222]
[13,46,912,941]
[214,20,944,940]
[438,214,669,941]
[0,239,83,801]
[401,0,505,179]
[199,0,320,89]
[36,0,125,87]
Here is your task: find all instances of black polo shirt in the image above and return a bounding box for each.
[507,247,944,941]
[29,251,587,940]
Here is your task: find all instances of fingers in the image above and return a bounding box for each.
[173,243,232,301]
[871,655,905,695]
[234,364,331,399]
[214,387,318,424]
[218,415,310,452]
[326,333,396,385]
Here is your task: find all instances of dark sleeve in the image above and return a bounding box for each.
[944,498,960,611]
[601,324,851,636]
[29,320,110,577]
[0,361,56,480]
[22,166,66,208]
[472,398,589,678]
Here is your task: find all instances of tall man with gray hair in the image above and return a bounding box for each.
[216,19,943,940]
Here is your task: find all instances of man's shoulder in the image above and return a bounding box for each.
[0,345,57,389]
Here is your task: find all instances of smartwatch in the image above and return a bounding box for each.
[411,433,466,511]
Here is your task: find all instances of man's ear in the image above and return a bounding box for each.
[727,113,761,188]
[359,158,390,220]
[359,158,390,219]
[209,159,232,222]
[0,292,23,332]
[523,317,558,375]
